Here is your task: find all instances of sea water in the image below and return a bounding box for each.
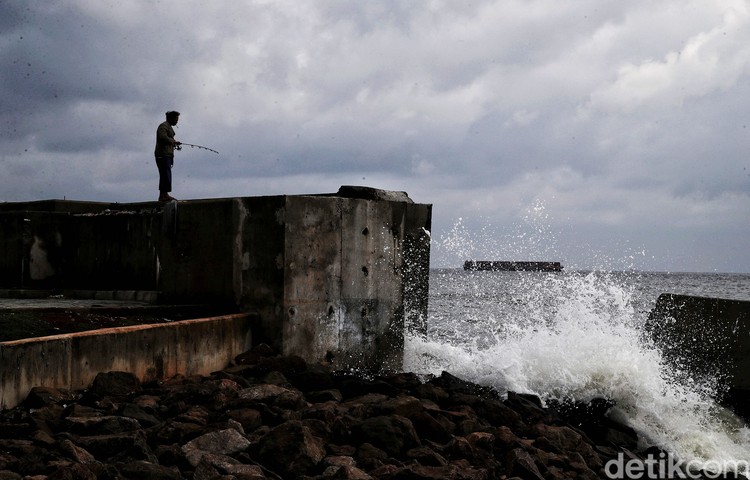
[404,268,750,475]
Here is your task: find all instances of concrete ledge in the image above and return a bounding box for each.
[0,289,160,303]
[0,312,254,409]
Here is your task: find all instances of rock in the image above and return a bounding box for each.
[531,424,602,470]
[412,383,449,404]
[63,415,141,435]
[324,454,357,469]
[245,354,308,378]
[234,343,276,365]
[373,395,423,418]
[46,463,97,480]
[307,389,344,403]
[115,460,182,480]
[378,372,424,392]
[0,422,32,440]
[344,393,390,419]
[239,383,306,409]
[444,435,497,470]
[356,442,389,470]
[506,448,546,480]
[429,371,498,399]
[192,458,221,480]
[223,463,265,478]
[0,348,667,478]
[336,376,399,399]
[494,425,528,455]
[75,430,155,463]
[30,430,56,446]
[504,392,549,426]
[289,363,337,393]
[29,404,65,434]
[408,410,454,443]
[258,420,326,477]
[322,464,373,479]
[118,402,161,427]
[181,428,252,467]
[406,446,448,466]
[58,439,96,464]
[227,407,263,432]
[132,394,161,413]
[387,463,488,479]
[474,397,524,430]
[161,381,220,407]
[90,371,140,398]
[150,419,205,445]
[23,386,75,408]
[353,415,421,457]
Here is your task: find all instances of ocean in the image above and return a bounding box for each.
[404,269,750,475]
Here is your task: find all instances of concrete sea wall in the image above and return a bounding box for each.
[646,293,750,417]
[0,187,431,409]
[0,313,254,410]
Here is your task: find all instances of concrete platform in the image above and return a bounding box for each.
[0,288,159,304]
[0,189,433,409]
[0,296,152,311]
[0,291,240,343]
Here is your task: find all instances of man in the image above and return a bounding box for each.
[154,111,181,202]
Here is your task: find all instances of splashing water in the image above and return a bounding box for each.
[405,269,750,474]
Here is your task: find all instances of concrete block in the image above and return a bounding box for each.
[0,187,432,377]
[646,293,750,389]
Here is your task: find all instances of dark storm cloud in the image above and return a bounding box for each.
[0,2,144,152]
[1,1,749,272]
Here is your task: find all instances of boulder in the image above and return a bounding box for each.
[257,420,326,477]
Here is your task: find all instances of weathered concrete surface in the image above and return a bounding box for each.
[0,312,254,409]
[0,187,432,374]
[646,293,750,406]
[0,203,162,291]
[281,195,416,371]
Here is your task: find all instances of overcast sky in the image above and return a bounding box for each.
[2,1,750,272]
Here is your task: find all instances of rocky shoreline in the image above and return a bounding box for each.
[0,345,741,479]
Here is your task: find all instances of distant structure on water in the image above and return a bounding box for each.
[464,260,563,272]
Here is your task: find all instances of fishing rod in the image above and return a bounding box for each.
[176,143,219,154]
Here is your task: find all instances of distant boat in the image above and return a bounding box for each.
[464,260,563,272]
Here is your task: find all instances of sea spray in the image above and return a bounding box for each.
[405,269,750,476]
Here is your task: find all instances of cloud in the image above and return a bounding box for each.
[1,0,750,271]
[583,1,750,113]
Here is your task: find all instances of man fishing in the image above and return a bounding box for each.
[154,111,181,202]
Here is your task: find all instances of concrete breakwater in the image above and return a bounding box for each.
[0,187,432,410]
[646,293,750,420]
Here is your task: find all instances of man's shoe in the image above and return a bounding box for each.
[158,194,176,202]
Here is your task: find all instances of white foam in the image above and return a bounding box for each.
[405,271,750,475]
